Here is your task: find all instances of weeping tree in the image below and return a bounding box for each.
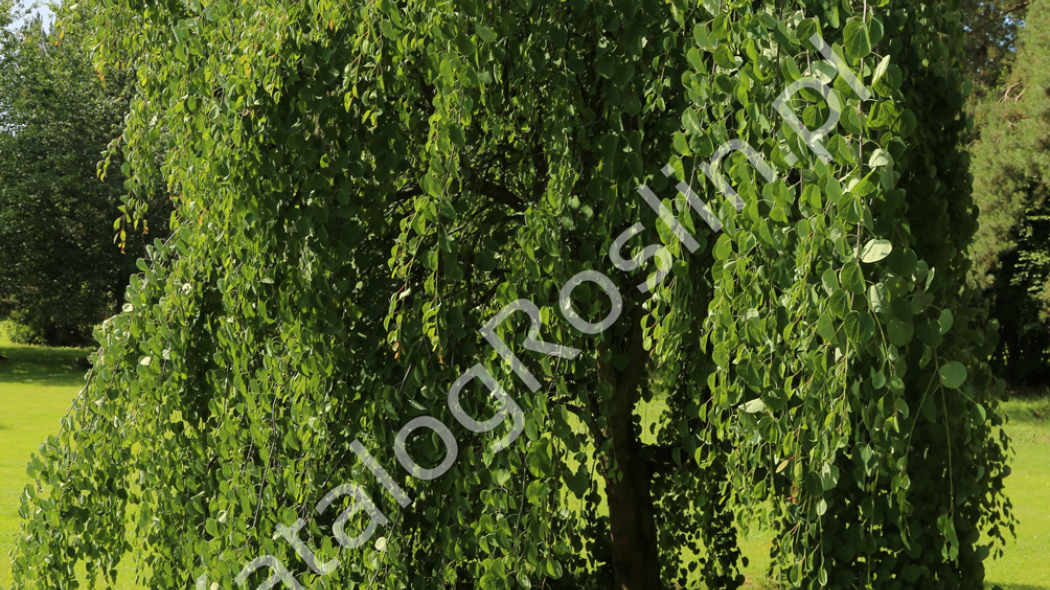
[12,0,1012,589]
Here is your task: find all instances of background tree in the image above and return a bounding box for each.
[0,1,168,346]
[960,0,1030,93]
[0,0,10,43]
[969,0,1050,383]
[11,1,1010,589]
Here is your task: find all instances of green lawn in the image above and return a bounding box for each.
[672,390,1050,590]
[0,325,93,588]
[695,390,1050,590]
[1,323,1047,589]
[985,390,1050,590]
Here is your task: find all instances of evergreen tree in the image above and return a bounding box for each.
[959,0,1030,92]
[970,0,1050,383]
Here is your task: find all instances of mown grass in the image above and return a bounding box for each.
[0,324,94,588]
[984,389,1050,590]
[0,322,1047,589]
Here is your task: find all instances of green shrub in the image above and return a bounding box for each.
[1,312,92,348]
[0,317,45,346]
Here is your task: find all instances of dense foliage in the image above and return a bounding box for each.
[969,0,1050,383]
[0,3,168,346]
[959,0,1029,92]
[11,0,1012,589]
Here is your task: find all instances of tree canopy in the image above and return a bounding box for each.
[11,0,1012,589]
[0,3,170,345]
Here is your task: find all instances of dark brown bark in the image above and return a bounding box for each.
[605,426,662,590]
[598,309,662,590]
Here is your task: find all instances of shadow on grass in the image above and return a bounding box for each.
[735,576,1049,590]
[0,344,90,388]
[1002,386,1050,445]
[1004,385,1050,417]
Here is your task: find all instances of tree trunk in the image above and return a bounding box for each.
[605,430,662,589]
[599,309,662,590]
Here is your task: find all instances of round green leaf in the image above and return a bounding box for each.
[843,18,871,59]
[741,398,766,413]
[840,262,865,294]
[683,109,704,136]
[938,361,968,389]
[938,309,954,335]
[888,318,913,346]
[860,239,893,263]
[545,558,564,579]
[868,149,894,168]
[475,24,497,43]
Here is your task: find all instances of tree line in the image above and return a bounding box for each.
[0,1,169,346]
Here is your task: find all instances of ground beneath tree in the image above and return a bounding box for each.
[1,324,1047,589]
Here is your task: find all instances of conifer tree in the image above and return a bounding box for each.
[970,0,1050,382]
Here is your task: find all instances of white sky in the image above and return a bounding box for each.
[7,2,54,32]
